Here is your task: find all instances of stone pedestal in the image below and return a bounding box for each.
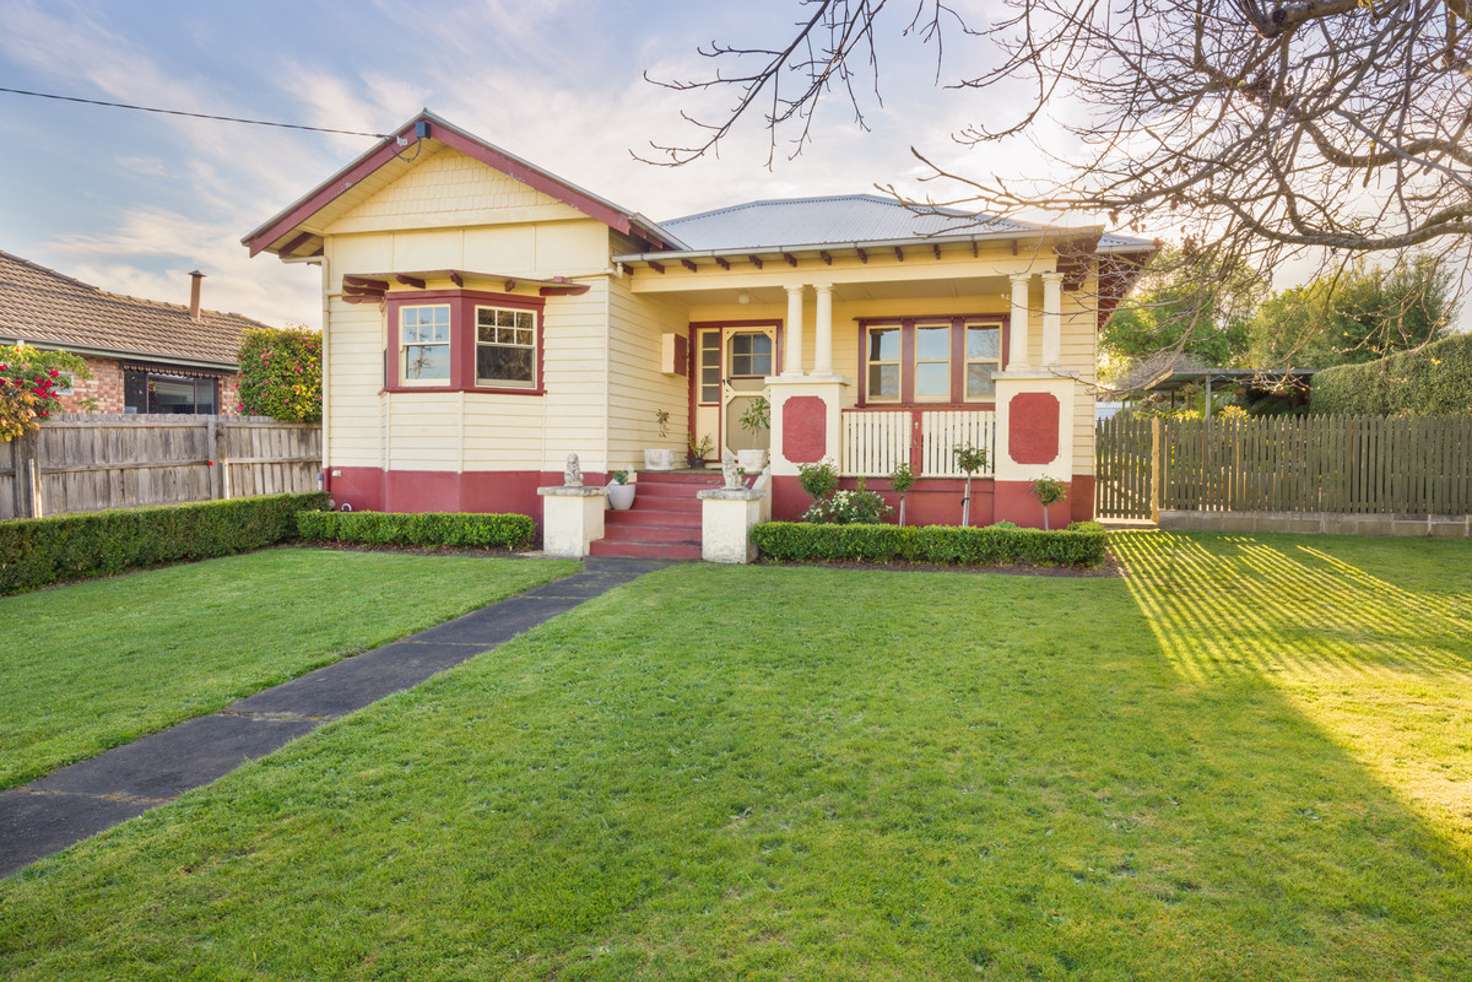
[697,484,767,564]
[765,375,847,476]
[992,371,1076,527]
[536,484,607,557]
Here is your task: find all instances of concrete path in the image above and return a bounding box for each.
[0,557,664,879]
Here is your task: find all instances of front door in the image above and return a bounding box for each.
[692,325,776,463]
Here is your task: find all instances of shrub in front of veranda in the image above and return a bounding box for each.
[296,510,536,550]
[0,492,328,595]
[749,521,1108,568]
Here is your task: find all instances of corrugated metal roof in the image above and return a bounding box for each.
[0,250,268,367]
[659,194,1037,251]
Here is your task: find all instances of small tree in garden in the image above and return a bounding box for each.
[0,345,89,442]
[797,460,839,504]
[952,444,989,527]
[1032,478,1068,531]
[890,462,915,527]
[237,327,322,422]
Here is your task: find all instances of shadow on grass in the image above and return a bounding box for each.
[2,559,1471,978]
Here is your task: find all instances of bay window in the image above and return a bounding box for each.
[860,315,1008,405]
[384,290,543,394]
[399,305,451,384]
[476,306,537,388]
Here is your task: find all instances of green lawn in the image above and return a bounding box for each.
[0,548,576,789]
[3,533,1471,978]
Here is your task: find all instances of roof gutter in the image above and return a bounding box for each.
[611,224,1107,264]
[0,336,238,372]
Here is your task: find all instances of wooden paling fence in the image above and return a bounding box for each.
[1096,414,1472,519]
[1,414,321,520]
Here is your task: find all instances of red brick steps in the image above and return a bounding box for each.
[587,470,718,561]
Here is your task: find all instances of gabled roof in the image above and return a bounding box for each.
[243,110,685,258]
[659,194,1038,252]
[0,250,265,368]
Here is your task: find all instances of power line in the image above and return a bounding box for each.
[0,86,390,139]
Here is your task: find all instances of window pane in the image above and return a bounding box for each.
[731,334,752,356]
[751,349,772,376]
[915,326,950,359]
[868,363,899,399]
[966,326,1000,359]
[150,378,196,414]
[477,345,534,385]
[516,311,533,330]
[731,354,751,376]
[701,332,720,350]
[498,309,516,327]
[194,379,217,413]
[477,323,496,343]
[404,344,450,380]
[915,362,949,398]
[516,329,533,346]
[701,384,720,403]
[967,363,997,399]
[868,328,899,361]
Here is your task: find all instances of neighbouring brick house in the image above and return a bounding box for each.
[0,249,271,414]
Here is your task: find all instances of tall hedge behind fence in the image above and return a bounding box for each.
[0,492,328,595]
[1310,333,1472,415]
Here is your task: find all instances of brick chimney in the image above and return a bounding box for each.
[188,270,205,321]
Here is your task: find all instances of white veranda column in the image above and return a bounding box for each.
[783,284,806,376]
[812,282,834,375]
[1009,273,1032,368]
[1041,271,1064,367]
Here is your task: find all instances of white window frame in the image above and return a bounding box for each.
[398,304,451,387]
[474,305,538,389]
[864,325,902,403]
[963,321,1004,403]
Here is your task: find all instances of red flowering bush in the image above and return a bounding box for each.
[0,345,90,442]
[236,327,322,423]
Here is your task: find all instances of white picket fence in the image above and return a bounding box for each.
[840,408,996,478]
[840,411,910,476]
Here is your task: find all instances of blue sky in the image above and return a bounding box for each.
[2,0,1044,328]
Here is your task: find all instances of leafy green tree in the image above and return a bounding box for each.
[1247,257,1454,369]
[1101,249,1262,373]
[237,328,322,422]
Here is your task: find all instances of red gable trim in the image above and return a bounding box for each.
[245,114,648,257]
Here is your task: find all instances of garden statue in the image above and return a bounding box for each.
[564,453,582,487]
[721,450,741,490]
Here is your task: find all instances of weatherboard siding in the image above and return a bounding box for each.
[607,278,689,471]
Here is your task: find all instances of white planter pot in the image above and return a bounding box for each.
[607,482,636,510]
[737,449,768,474]
[644,448,677,471]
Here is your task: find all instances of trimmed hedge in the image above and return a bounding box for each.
[749,521,1108,568]
[1310,333,1472,415]
[0,492,328,596]
[296,510,536,551]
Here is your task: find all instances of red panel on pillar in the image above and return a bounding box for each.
[1009,392,1060,464]
[782,396,827,463]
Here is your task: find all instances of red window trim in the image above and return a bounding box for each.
[383,289,545,395]
[855,313,1010,409]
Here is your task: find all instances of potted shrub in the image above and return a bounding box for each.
[736,396,770,472]
[644,409,677,471]
[607,470,636,510]
[686,433,714,468]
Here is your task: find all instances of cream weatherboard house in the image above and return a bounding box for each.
[244,111,1151,559]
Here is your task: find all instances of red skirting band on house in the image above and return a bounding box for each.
[774,474,1090,528]
[323,467,605,526]
[326,468,1093,533]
